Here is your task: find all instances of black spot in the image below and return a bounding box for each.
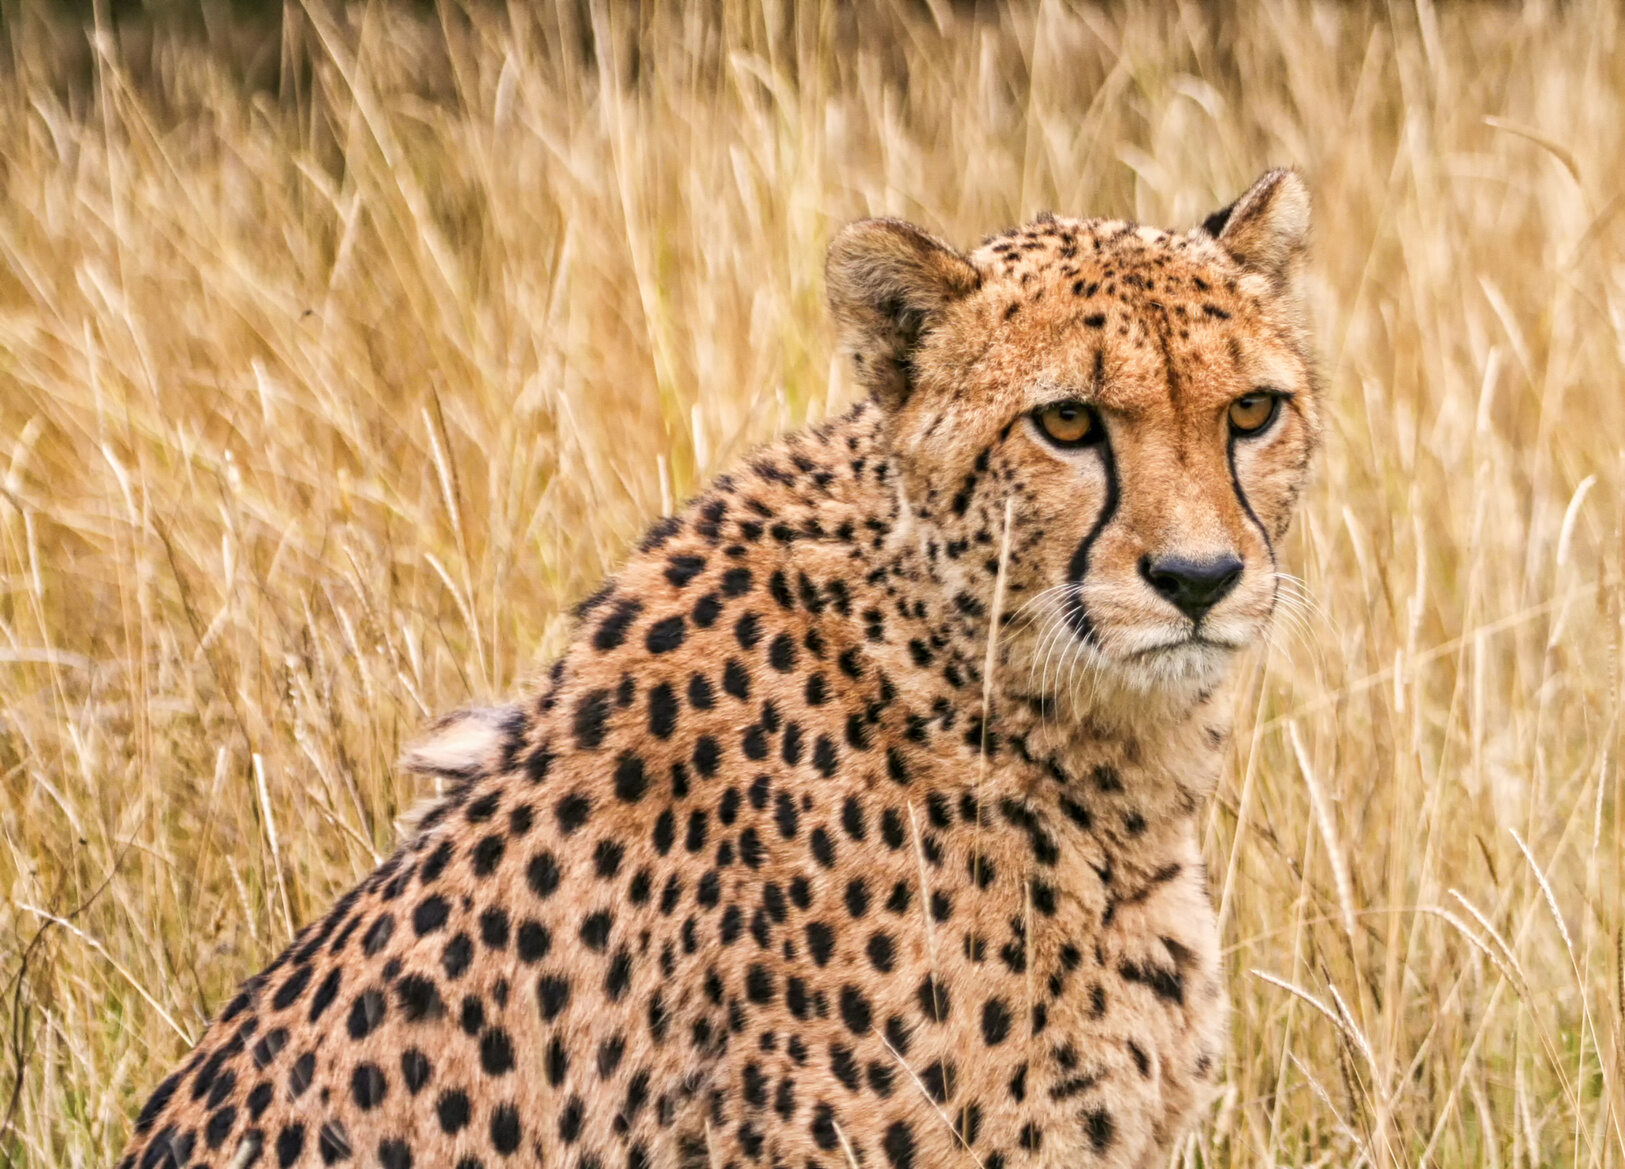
[789,876,813,910]
[545,1036,570,1086]
[693,735,722,776]
[555,792,591,833]
[490,1105,523,1154]
[351,1062,387,1109]
[559,1096,585,1143]
[361,914,395,956]
[537,974,571,1020]
[839,984,872,1034]
[527,851,562,897]
[605,948,634,1000]
[288,1051,315,1096]
[652,809,675,855]
[745,964,775,1004]
[957,1102,983,1146]
[799,919,835,965]
[395,974,445,1022]
[347,987,387,1038]
[480,1027,515,1075]
[872,1018,907,1066]
[143,1128,197,1169]
[666,555,706,587]
[697,870,721,907]
[647,991,669,1041]
[525,745,554,783]
[412,895,449,936]
[830,1045,859,1090]
[516,919,552,963]
[594,599,643,651]
[735,612,762,649]
[378,1139,412,1169]
[693,593,722,626]
[594,839,625,878]
[981,998,1011,1045]
[766,570,794,609]
[920,1058,956,1102]
[250,1027,287,1069]
[646,615,686,653]
[465,791,501,825]
[470,834,505,877]
[573,689,612,750]
[437,1089,471,1133]
[598,1035,626,1077]
[722,567,753,596]
[479,908,510,949]
[809,827,835,868]
[647,683,678,738]
[316,1121,351,1165]
[133,1073,180,1134]
[867,932,895,972]
[276,1124,305,1168]
[270,964,312,1010]
[614,753,649,802]
[810,1103,839,1150]
[882,1121,916,1169]
[768,633,797,672]
[1129,1040,1150,1076]
[1085,1108,1115,1152]
[723,659,751,700]
[580,910,614,951]
[204,1105,237,1150]
[917,976,950,1022]
[1120,959,1185,1005]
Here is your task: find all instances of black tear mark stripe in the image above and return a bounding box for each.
[1062,422,1120,645]
[1225,437,1274,562]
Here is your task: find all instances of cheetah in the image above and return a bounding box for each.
[119,169,1318,1169]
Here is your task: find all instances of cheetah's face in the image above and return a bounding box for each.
[828,170,1319,696]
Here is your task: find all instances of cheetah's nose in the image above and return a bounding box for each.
[1138,554,1243,623]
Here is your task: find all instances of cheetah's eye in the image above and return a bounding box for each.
[1033,401,1101,448]
[1228,392,1281,436]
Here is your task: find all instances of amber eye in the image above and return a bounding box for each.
[1228,392,1281,435]
[1034,401,1100,447]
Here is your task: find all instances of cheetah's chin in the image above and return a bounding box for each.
[1082,632,1244,697]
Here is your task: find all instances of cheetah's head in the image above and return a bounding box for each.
[827,170,1319,700]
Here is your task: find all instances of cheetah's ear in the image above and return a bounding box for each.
[1200,169,1310,289]
[826,218,980,412]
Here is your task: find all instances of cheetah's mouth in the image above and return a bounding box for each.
[1126,634,1244,660]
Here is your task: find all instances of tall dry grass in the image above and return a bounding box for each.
[0,1,1621,1165]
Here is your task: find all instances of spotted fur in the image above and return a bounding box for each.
[119,170,1318,1169]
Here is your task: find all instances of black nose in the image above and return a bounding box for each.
[1138,554,1243,622]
